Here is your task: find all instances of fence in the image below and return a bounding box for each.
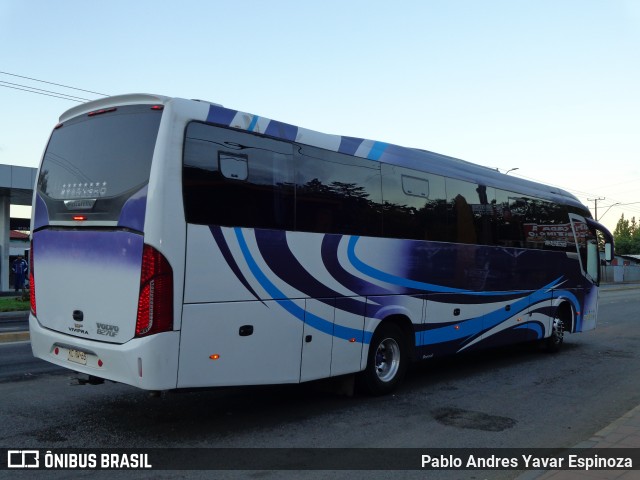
[602,265,640,283]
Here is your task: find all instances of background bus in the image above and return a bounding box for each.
[29,94,614,395]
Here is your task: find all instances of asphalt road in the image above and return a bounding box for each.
[0,286,639,480]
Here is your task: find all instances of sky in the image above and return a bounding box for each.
[1,0,639,233]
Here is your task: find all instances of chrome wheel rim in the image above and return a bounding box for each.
[552,317,564,344]
[375,337,400,383]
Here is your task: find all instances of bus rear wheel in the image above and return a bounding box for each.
[358,323,407,395]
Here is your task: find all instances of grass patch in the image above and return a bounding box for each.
[0,296,30,312]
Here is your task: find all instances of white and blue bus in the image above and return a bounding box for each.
[29,94,613,395]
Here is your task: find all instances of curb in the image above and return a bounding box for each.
[0,331,29,343]
[575,402,640,448]
[516,403,640,479]
[0,310,29,320]
[599,282,640,291]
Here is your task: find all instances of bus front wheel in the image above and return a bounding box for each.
[358,323,408,395]
[544,316,564,352]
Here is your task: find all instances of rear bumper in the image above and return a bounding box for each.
[29,314,179,390]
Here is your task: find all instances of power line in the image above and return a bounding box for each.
[593,177,640,190]
[584,199,640,220]
[509,172,640,219]
[0,80,92,102]
[511,171,638,208]
[598,201,640,216]
[0,83,86,102]
[0,70,108,96]
[510,171,600,199]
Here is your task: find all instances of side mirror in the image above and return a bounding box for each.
[604,243,613,262]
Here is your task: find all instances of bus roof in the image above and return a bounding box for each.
[59,94,586,210]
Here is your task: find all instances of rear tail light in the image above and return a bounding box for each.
[29,240,36,316]
[87,107,117,117]
[135,245,173,337]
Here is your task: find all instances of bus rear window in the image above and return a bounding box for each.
[38,104,162,202]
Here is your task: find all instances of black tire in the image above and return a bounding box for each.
[544,316,564,353]
[357,323,408,395]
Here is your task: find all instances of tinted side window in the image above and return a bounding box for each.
[381,164,447,241]
[183,123,294,229]
[295,145,382,236]
[495,190,527,247]
[446,179,496,245]
[522,199,573,251]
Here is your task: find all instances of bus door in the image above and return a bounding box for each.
[300,298,334,382]
[567,214,612,331]
[568,214,600,287]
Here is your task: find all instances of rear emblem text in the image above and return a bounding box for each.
[97,322,119,338]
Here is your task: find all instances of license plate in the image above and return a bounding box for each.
[68,349,87,365]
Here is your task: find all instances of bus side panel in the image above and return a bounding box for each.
[419,294,542,356]
[580,285,598,331]
[476,293,540,349]
[184,224,281,303]
[526,296,555,341]
[301,299,334,382]
[330,297,365,377]
[177,301,304,387]
[421,295,486,357]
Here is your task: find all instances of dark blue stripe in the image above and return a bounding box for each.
[254,230,371,317]
[338,136,365,156]
[420,316,484,346]
[117,185,147,232]
[530,305,556,318]
[209,226,263,303]
[34,193,49,230]
[264,120,298,141]
[320,235,394,296]
[347,236,470,294]
[347,236,541,297]
[206,105,237,126]
[515,321,545,339]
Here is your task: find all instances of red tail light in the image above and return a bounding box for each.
[29,240,36,316]
[88,107,117,117]
[135,245,173,337]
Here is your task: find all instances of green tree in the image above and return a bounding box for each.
[613,214,640,254]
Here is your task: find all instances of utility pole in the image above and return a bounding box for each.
[587,197,605,220]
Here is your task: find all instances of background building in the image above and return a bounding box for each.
[0,164,37,292]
